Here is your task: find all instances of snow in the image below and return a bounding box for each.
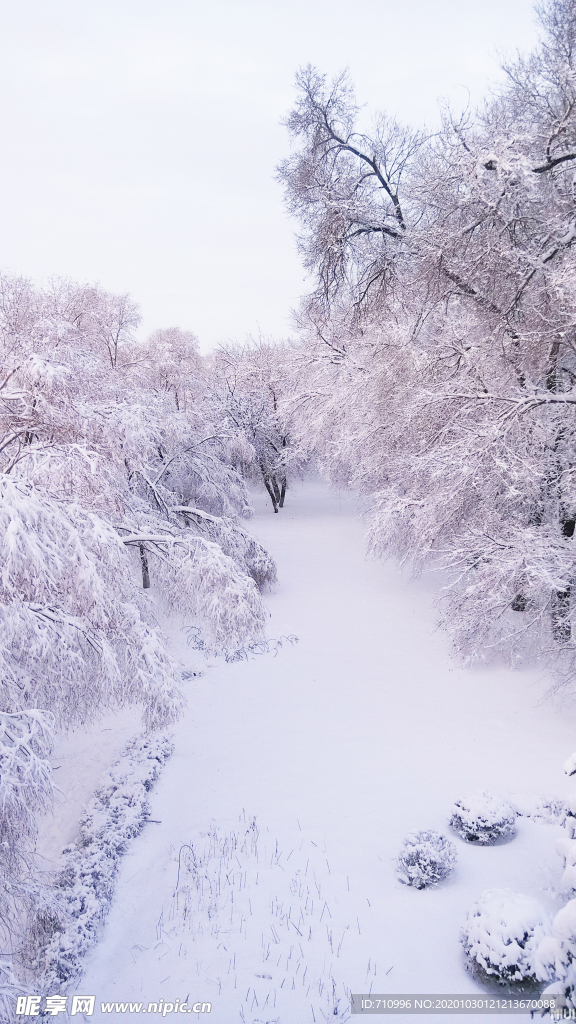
[36,480,576,1022]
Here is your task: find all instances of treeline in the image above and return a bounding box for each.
[0,276,303,1001]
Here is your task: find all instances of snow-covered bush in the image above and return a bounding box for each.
[396,830,457,889]
[528,757,576,1011]
[556,838,576,890]
[461,889,552,987]
[26,733,173,993]
[450,792,517,845]
[538,899,576,1012]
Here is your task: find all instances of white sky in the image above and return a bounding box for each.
[0,0,539,350]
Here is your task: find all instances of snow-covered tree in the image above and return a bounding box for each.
[279,0,576,678]
[207,341,308,512]
[0,274,274,660]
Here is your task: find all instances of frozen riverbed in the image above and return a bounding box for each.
[57,479,576,1022]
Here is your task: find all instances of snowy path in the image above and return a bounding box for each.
[76,480,576,1022]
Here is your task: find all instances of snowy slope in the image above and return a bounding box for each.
[56,480,576,1022]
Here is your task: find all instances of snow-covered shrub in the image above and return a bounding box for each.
[538,899,576,1012]
[555,838,576,890]
[26,733,173,992]
[461,889,552,986]
[450,792,517,844]
[534,756,576,1011]
[396,830,457,889]
[510,793,568,826]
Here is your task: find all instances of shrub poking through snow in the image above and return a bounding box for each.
[461,889,551,987]
[25,733,173,993]
[396,830,457,889]
[450,792,517,845]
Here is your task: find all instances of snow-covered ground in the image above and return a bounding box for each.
[38,479,576,1022]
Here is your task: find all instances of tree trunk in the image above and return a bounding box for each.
[551,518,576,641]
[271,476,282,506]
[552,585,571,643]
[562,519,576,539]
[262,474,278,513]
[279,478,287,507]
[139,543,151,588]
[547,337,573,641]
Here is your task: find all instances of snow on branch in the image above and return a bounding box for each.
[0,477,183,731]
[122,525,268,652]
[170,507,277,590]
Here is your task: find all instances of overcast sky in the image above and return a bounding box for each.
[1,1,540,349]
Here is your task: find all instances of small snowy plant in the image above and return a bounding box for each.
[450,792,517,845]
[461,889,551,986]
[396,830,457,889]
